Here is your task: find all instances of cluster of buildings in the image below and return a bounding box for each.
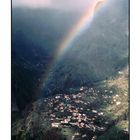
[38,86,112,138]
[27,86,120,139]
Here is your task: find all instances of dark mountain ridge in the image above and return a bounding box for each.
[12,0,128,110]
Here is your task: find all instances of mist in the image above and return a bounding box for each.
[12,0,94,11]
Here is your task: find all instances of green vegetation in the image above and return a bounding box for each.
[97,67,129,140]
[12,128,66,140]
[12,66,129,140]
[97,126,129,140]
[61,128,74,140]
[12,0,129,139]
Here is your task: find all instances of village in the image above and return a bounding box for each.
[30,86,118,140]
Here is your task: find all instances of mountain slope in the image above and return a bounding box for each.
[12,66,129,140]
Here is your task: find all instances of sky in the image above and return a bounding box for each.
[12,0,94,10]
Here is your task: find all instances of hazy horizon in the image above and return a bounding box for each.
[12,0,94,11]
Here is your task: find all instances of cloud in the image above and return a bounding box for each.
[12,0,52,8]
[51,0,92,9]
[12,0,93,10]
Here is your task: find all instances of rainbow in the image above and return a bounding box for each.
[38,0,106,94]
[56,0,106,58]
